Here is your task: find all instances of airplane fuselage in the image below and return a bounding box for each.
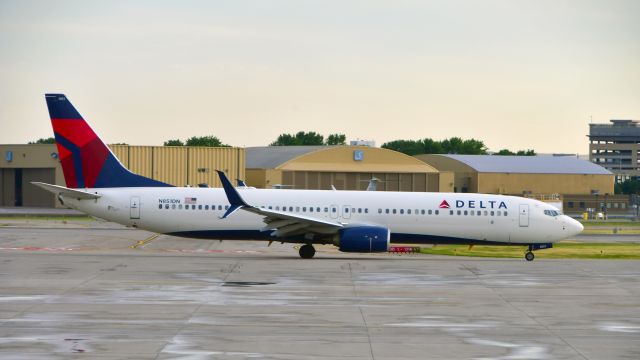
[62,187,581,246]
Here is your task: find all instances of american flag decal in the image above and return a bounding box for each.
[185,197,197,205]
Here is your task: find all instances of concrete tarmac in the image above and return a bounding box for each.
[0,219,639,359]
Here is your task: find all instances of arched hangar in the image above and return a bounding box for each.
[246,146,453,192]
[415,154,614,195]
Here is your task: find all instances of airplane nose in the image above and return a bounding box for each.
[565,216,584,237]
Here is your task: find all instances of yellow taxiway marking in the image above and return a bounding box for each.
[130,234,160,249]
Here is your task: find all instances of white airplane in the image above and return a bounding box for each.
[34,94,583,261]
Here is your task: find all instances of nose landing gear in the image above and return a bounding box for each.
[299,244,316,259]
[525,251,535,262]
[525,243,553,261]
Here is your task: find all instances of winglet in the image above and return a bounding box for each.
[236,179,247,187]
[216,170,249,218]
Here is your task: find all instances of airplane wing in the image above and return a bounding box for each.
[31,182,101,200]
[216,171,343,238]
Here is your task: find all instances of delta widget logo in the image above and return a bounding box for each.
[439,200,450,209]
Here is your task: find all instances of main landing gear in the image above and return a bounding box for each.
[299,244,316,259]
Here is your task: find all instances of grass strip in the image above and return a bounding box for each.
[420,242,640,260]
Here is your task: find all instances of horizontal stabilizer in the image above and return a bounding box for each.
[31,182,101,200]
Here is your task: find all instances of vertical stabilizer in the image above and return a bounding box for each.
[45,94,172,188]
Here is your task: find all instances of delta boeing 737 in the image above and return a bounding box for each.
[34,94,583,261]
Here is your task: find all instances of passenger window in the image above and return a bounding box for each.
[197,205,201,210]
[385,209,389,214]
[358,208,362,214]
[504,211,508,216]
[378,208,382,214]
[158,204,162,209]
[345,208,349,213]
[365,209,368,214]
[490,211,495,216]
[324,207,328,212]
[464,210,468,216]
[316,207,321,212]
[407,209,411,214]
[303,207,307,212]
[192,205,196,210]
[457,210,461,215]
[269,206,273,210]
[450,210,454,215]
[218,205,223,210]
[225,205,229,210]
[289,207,294,211]
[205,205,209,210]
[497,211,501,216]
[296,207,300,212]
[332,208,336,213]
[179,204,182,209]
[435,210,439,215]
[400,209,404,214]
[172,204,176,209]
[484,211,488,216]
[392,209,397,214]
[309,207,314,213]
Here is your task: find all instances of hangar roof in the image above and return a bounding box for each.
[427,154,612,175]
[247,146,439,172]
[246,146,326,169]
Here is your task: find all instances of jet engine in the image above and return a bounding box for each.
[336,226,390,253]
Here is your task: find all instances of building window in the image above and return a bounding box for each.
[567,202,574,208]
[579,202,585,208]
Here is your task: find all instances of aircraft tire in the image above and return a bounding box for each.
[525,251,535,262]
[299,244,316,259]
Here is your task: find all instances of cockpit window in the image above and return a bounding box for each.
[544,209,561,217]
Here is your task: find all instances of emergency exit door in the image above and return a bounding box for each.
[130,196,140,219]
[519,204,529,227]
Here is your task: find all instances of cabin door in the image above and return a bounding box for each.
[519,204,529,227]
[130,196,141,219]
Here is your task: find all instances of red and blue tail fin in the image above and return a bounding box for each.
[45,94,172,188]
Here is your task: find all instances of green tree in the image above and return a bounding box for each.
[270,131,325,146]
[460,139,488,155]
[325,133,346,145]
[516,149,536,156]
[421,138,444,154]
[495,149,516,155]
[185,136,229,147]
[615,179,640,194]
[163,139,184,146]
[28,137,55,144]
[440,137,464,154]
[381,140,425,155]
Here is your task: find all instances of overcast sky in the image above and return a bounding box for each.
[1,0,638,154]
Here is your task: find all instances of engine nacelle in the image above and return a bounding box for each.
[337,226,390,253]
